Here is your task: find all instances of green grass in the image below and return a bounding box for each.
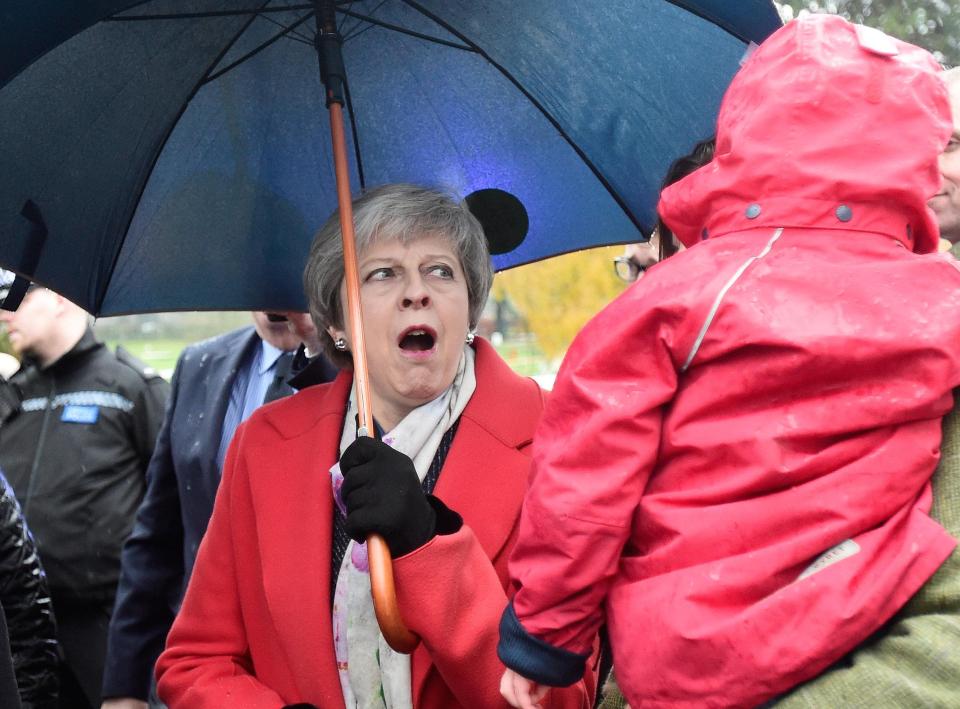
[103,338,188,379]
[492,335,551,377]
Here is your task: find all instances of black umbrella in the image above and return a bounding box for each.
[0,0,782,650]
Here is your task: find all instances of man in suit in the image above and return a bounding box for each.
[100,311,336,709]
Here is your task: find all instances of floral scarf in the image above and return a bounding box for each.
[329,346,476,708]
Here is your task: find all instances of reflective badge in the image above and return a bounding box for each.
[61,404,100,424]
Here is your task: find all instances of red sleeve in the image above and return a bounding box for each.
[509,286,681,654]
[395,525,595,708]
[155,423,285,709]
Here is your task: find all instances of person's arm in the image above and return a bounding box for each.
[0,472,58,709]
[499,287,680,689]
[155,421,286,709]
[101,358,185,703]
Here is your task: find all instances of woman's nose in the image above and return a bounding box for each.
[401,276,430,309]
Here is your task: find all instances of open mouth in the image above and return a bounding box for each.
[398,326,437,352]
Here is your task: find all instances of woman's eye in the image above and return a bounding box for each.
[426,264,454,279]
[367,267,394,281]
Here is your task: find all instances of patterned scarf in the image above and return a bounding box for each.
[329,346,477,708]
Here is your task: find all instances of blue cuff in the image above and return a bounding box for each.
[497,602,589,687]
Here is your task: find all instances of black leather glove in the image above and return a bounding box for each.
[339,436,436,557]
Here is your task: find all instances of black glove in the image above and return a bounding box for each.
[339,436,436,557]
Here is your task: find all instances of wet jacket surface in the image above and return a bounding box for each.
[0,329,169,605]
[157,338,596,708]
[0,471,59,708]
[505,16,960,708]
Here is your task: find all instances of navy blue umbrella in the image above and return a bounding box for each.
[0,1,781,316]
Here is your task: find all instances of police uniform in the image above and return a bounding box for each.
[0,327,168,709]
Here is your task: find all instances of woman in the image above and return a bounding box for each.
[156,184,596,708]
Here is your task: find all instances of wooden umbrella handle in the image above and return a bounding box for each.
[327,99,421,653]
[368,533,420,653]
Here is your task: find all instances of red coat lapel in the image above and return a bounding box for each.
[437,339,543,560]
[250,374,352,705]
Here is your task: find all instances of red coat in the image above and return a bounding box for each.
[509,17,960,708]
[156,338,595,708]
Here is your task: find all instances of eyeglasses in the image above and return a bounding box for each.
[613,256,646,283]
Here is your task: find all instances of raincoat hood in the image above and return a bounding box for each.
[659,15,951,254]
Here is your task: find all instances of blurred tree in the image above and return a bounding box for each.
[777,1,960,66]
[494,246,628,363]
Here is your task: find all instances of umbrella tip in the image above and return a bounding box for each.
[464,189,528,256]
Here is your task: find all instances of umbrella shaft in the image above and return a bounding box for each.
[329,102,374,435]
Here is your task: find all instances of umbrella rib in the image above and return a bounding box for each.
[338,0,360,34]
[397,0,648,236]
[340,0,388,41]
[96,3,274,314]
[342,77,367,190]
[259,11,315,44]
[105,5,316,21]
[663,1,778,44]
[201,12,317,85]
[337,9,474,51]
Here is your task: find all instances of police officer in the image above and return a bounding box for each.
[0,277,168,709]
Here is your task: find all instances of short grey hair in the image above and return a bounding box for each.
[304,183,493,367]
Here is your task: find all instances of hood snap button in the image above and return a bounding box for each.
[836,205,853,222]
[745,204,761,219]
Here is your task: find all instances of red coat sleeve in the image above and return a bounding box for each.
[395,524,595,708]
[155,422,286,708]
[509,285,681,655]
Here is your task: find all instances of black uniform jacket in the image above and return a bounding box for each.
[0,329,168,604]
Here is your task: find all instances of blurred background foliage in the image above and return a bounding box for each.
[492,246,626,366]
[777,1,959,65]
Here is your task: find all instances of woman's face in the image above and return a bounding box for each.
[330,232,470,430]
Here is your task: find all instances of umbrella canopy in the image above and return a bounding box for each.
[0,1,781,315]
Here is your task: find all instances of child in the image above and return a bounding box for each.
[499,15,960,708]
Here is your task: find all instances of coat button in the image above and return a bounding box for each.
[836,205,853,222]
[701,227,709,240]
[745,204,761,219]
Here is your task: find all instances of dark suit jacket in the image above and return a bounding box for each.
[101,326,262,700]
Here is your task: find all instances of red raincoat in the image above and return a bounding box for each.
[508,16,960,708]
